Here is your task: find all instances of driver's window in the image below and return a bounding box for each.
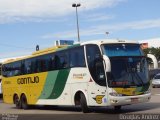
[86,44,106,86]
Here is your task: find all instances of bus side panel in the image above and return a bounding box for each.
[2,72,48,104]
[68,68,89,105]
[87,82,108,106]
[2,77,18,104]
[36,69,72,105]
[67,68,109,107]
[21,72,48,105]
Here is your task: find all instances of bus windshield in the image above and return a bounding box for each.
[102,43,144,57]
[102,44,149,87]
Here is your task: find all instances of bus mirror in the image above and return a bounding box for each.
[147,54,158,69]
[103,55,111,72]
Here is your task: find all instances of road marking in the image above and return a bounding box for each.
[154,94,160,96]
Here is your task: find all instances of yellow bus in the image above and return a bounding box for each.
[2,39,151,113]
[0,62,3,97]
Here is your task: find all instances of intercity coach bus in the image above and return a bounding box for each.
[0,62,3,97]
[1,39,151,113]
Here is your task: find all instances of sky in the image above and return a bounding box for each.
[0,0,160,59]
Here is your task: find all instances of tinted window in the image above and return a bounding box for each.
[102,44,144,57]
[12,62,21,76]
[86,44,106,86]
[154,75,160,79]
[0,64,2,75]
[37,55,50,72]
[2,47,86,77]
[24,59,32,74]
[2,61,22,77]
[69,46,85,67]
[86,45,101,69]
[55,51,69,69]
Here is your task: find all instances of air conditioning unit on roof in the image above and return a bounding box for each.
[55,40,74,46]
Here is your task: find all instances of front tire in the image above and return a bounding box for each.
[80,93,89,113]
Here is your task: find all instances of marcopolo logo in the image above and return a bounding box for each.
[17,76,39,84]
[73,73,87,79]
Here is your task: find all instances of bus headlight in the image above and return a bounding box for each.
[109,92,123,97]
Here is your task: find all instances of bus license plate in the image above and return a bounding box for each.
[131,98,138,103]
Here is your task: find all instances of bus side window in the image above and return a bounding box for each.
[13,62,21,76]
[7,64,14,77]
[21,62,25,75]
[24,60,32,74]
[2,65,7,77]
[69,46,86,67]
[55,51,69,69]
[50,54,56,70]
[55,54,61,69]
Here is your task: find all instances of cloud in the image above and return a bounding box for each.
[41,18,160,39]
[94,18,160,31]
[0,0,125,24]
[82,13,115,22]
[0,50,32,60]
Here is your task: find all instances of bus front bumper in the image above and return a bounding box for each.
[109,93,151,106]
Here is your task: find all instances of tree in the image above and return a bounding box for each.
[143,47,160,61]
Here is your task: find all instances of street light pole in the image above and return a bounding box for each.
[72,3,81,42]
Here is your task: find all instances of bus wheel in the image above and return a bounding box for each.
[14,95,21,109]
[20,94,28,109]
[114,106,121,111]
[80,93,89,113]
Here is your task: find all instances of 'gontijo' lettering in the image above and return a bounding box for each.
[17,76,39,84]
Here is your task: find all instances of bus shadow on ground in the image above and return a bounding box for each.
[11,102,160,114]
[30,105,82,112]
[92,103,160,114]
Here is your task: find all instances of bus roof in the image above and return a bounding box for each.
[81,39,139,45]
[1,56,28,64]
[2,44,79,64]
[2,39,139,64]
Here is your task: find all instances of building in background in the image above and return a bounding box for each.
[140,38,160,48]
[140,43,148,49]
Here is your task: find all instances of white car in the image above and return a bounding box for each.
[152,73,160,88]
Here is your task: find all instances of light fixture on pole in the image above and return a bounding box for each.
[72,3,81,42]
[106,32,109,36]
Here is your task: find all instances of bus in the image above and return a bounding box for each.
[1,39,151,113]
[0,62,2,97]
[0,77,1,92]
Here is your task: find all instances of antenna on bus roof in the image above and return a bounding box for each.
[36,45,39,51]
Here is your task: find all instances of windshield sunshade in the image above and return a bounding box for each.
[102,44,144,57]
